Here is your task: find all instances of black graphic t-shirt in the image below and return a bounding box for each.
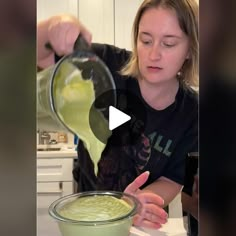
[72,43,198,192]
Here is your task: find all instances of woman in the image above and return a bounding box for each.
[37,0,198,229]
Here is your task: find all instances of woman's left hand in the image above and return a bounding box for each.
[124,172,168,228]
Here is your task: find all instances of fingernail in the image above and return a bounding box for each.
[156,223,162,229]
[162,211,168,219]
[164,218,168,224]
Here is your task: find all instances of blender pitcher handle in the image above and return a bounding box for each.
[73,34,91,52]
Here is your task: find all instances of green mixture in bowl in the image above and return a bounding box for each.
[59,195,132,221]
[49,192,139,236]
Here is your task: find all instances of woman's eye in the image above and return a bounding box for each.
[142,40,152,45]
[162,42,176,47]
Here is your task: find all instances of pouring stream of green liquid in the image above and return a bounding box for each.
[53,61,112,175]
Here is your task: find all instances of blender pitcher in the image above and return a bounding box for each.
[37,35,116,136]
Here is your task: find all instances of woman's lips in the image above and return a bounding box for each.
[147,66,163,73]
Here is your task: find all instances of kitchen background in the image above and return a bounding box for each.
[37,0,144,50]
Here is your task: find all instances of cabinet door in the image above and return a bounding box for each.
[37,182,73,236]
[38,206,60,236]
[37,0,78,21]
[114,0,143,50]
[37,158,73,182]
[37,182,73,207]
[78,0,114,44]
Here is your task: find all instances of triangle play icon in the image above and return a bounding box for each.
[109,106,131,130]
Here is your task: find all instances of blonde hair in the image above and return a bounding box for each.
[121,0,199,86]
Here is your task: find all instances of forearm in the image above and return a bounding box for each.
[143,176,182,207]
[181,192,198,220]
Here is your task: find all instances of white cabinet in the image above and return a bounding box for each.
[114,0,143,50]
[37,156,74,236]
[37,0,78,21]
[37,156,74,203]
[78,0,114,45]
[37,158,73,182]
[37,0,142,50]
[78,0,142,49]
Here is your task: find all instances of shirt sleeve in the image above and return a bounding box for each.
[91,43,131,73]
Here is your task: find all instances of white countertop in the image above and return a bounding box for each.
[37,144,77,158]
[130,218,187,235]
[37,216,187,236]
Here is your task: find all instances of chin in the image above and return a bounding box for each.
[142,73,176,85]
[142,76,163,84]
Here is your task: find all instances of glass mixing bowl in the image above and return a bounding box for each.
[49,191,140,236]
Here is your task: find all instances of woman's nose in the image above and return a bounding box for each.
[149,45,161,60]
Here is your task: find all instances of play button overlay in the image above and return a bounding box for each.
[89,88,147,146]
[109,106,131,130]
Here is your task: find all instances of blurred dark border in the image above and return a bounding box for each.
[0,0,36,235]
[200,0,236,235]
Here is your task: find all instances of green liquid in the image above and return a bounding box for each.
[59,195,132,221]
[53,61,111,175]
[57,195,133,236]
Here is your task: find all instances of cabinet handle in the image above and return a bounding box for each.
[59,181,63,190]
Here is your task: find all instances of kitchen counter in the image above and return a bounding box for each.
[38,216,187,236]
[37,149,77,158]
[37,144,77,158]
[130,218,187,235]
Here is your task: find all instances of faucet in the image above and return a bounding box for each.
[38,130,51,145]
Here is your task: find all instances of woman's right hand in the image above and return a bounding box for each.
[37,14,92,68]
[47,15,92,56]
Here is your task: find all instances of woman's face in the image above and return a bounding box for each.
[137,7,190,84]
